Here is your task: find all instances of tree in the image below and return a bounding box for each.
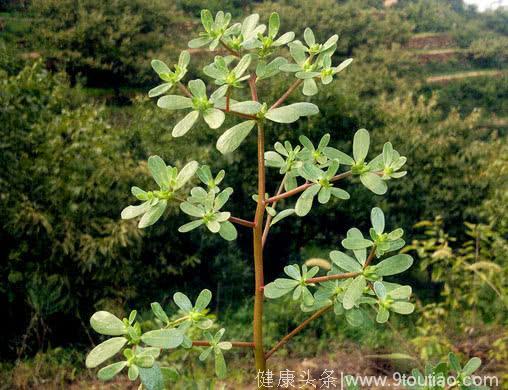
[30,0,184,91]
[84,9,424,388]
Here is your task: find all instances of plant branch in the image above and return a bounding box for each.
[305,271,361,284]
[262,175,287,247]
[229,216,255,228]
[266,171,352,203]
[178,82,193,98]
[364,246,377,268]
[270,79,303,110]
[248,74,258,102]
[265,305,332,359]
[192,340,255,348]
[220,109,257,120]
[253,120,267,374]
[219,39,240,57]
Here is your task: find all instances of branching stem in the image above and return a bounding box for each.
[192,340,255,348]
[262,175,287,247]
[229,216,255,228]
[266,171,352,203]
[364,246,377,268]
[265,305,333,359]
[219,39,240,57]
[270,79,303,110]
[305,271,360,284]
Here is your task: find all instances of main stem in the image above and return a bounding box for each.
[253,122,267,377]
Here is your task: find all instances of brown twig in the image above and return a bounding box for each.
[265,305,333,359]
[305,271,361,284]
[229,216,255,228]
[269,79,303,110]
[262,176,287,247]
[220,109,257,120]
[192,340,255,348]
[248,74,258,102]
[219,39,240,57]
[266,171,352,203]
[363,246,377,268]
[178,82,193,98]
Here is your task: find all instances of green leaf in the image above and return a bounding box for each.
[139,200,167,228]
[371,207,385,234]
[206,220,221,233]
[462,357,481,376]
[449,352,462,373]
[373,281,387,299]
[390,301,415,315]
[376,306,390,323]
[194,289,212,311]
[86,337,128,368]
[335,58,353,73]
[135,354,155,368]
[216,120,256,154]
[128,365,139,381]
[151,302,169,324]
[90,311,126,336]
[304,28,315,46]
[295,184,320,216]
[284,265,302,280]
[188,37,212,49]
[232,54,251,78]
[265,106,299,123]
[178,219,204,233]
[268,12,280,37]
[330,187,350,200]
[173,292,193,312]
[139,363,166,390]
[180,202,204,218]
[149,83,172,98]
[303,78,318,96]
[264,282,292,299]
[172,110,199,137]
[199,347,213,361]
[188,79,206,98]
[175,161,199,189]
[318,187,331,204]
[219,221,237,241]
[151,60,171,75]
[329,251,362,272]
[148,156,170,190]
[274,31,295,46]
[341,237,373,250]
[287,102,319,116]
[274,278,299,289]
[389,285,412,300]
[270,209,295,226]
[157,95,192,110]
[215,350,227,378]
[230,101,262,115]
[353,129,370,162]
[203,108,225,129]
[141,329,183,349]
[97,361,127,381]
[360,172,387,195]
[375,254,413,276]
[343,275,366,310]
[201,9,213,31]
[345,308,365,327]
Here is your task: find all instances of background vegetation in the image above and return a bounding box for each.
[1,0,506,388]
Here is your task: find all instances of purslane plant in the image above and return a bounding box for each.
[84,10,455,389]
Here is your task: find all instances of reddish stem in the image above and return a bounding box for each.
[266,171,352,204]
[229,216,255,228]
[305,271,360,284]
[192,340,255,348]
[269,79,303,110]
[265,305,332,359]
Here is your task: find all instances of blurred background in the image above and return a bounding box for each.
[0,0,507,388]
